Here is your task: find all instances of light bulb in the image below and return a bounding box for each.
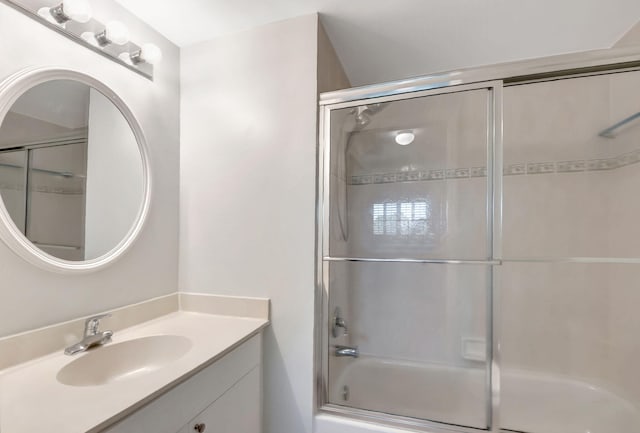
[395,131,415,146]
[60,0,92,23]
[45,0,92,24]
[139,43,162,65]
[104,21,130,45]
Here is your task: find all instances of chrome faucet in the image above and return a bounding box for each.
[64,313,113,355]
[335,345,359,358]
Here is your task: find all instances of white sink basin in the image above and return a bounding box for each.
[57,335,192,386]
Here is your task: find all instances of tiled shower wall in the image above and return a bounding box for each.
[501,71,640,407]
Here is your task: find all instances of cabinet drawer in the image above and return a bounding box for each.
[104,333,261,433]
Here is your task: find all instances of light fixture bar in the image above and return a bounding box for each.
[1,0,158,80]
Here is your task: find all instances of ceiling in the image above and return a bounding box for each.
[114,0,640,86]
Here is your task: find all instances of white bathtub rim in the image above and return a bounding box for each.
[328,356,640,432]
[333,355,638,412]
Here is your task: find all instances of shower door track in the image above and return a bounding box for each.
[315,46,640,433]
[324,257,502,265]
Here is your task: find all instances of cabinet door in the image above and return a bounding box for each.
[180,366,261,433]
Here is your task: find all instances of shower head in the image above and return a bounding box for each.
[351,103,386,130]
[354,108,371,128]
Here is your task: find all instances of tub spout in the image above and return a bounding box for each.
[335,345,359,358]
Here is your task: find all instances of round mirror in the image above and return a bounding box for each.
[0,68,150,273]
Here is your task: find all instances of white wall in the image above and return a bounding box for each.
[180,14,321,433]
[0,0,180,337]
[85,88,144,260]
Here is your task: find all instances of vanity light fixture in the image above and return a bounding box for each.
[120,43,163,66]
[395,131,415,146]
[37,0,92,25]
[9,0,158,79]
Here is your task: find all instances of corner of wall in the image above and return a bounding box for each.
[317,17,351,94]
[613,20,640,48]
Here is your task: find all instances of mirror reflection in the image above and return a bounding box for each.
[0,79,144,261]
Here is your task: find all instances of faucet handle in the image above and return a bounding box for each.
[84,313,112,336]
[332,307,348,338]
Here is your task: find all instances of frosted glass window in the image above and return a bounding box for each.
[373,200,429,237]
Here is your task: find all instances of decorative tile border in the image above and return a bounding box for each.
[0,183,85,195]
[526,162,555,174]
[470,166,487,177]
[350,148,640,185]
[504,163,526,175]
[556,161,586,173]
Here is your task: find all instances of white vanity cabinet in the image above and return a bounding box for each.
[178,367,260,433]
[103,333,262,433]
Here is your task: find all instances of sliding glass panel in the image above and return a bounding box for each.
[27,142,87,260]
[502,69,640,433]
[500,262,640,433]
[327,261,490,429]
[0,150,27,233]
[328,88,491,260]
[503,70,640,259]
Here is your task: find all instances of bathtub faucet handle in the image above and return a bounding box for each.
[332,307,348,338]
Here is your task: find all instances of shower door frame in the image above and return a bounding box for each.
[317,79,503,433]
[315,45,640,433]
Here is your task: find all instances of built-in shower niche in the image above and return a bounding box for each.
[327,88,491,261]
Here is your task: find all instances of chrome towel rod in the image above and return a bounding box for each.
[599,111,640,138]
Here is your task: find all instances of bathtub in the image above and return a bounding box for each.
[317,356,640,433]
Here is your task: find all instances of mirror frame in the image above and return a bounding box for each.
[0,67,152,273]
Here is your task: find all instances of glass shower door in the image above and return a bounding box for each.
[501,70,640,433]
[0,150,27,233]
[27,142,87,260]
[322,84,498,429]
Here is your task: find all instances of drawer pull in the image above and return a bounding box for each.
[194,423,206,432]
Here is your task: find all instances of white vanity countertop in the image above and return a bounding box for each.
[0,311,268,433]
